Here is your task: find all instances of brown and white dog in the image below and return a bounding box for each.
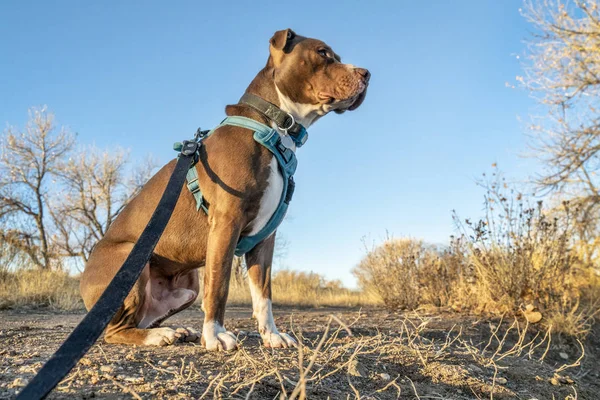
[80,29,369,351]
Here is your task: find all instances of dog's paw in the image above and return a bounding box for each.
[217,331,238,351]
[143,327,181,346]
[263,331,297,349]
[201,322,238,351]
[175,327,201,343]
[202,331,238,351]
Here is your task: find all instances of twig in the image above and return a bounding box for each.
[289,317,332,400]
[330,314,353,337]
[106,376,142,400]
[346,375,361,399]
[407,376,421,400]
[555,339,585,374]
[245,382,256,400]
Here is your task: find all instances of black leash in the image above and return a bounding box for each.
[16,140,200,400]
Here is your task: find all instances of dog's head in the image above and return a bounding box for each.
[267,28,370,126]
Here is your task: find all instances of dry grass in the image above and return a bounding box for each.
[227,270,380,308]
[0,268,83,310]
[0,267,380,312]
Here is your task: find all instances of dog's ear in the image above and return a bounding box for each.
[269,28,296,67]
[270,28,295,51]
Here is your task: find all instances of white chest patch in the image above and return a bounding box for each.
[247,157,284,236]
[275,86,325,128]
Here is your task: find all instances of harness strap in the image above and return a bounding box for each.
[178,116,302,256]
[174,140,209,214]
[214,114,274,136]
[186,167,208,214]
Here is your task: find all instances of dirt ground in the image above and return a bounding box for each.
[0,307,598,399]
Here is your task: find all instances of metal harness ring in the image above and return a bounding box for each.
[279,113,295,133]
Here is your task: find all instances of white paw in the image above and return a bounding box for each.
[202,321,238,351]
[143,327,181,346]
[203,331,238,351]
[263,331,297,348]
[175,327,200,343]
[217,331,238,350]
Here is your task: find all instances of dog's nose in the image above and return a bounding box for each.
[355,68,371,83]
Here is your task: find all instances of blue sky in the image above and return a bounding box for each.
[0,1,539,287]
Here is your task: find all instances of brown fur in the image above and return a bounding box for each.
[80,29,369,348]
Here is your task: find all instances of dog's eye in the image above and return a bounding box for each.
[317,49,329,58]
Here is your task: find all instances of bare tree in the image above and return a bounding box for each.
[521,0,600,239]
[51,148,157,263]
[0,107,74,269]
[1,107,157,270]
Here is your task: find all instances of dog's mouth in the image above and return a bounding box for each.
[319,82,368,114]
[346,85,368,111]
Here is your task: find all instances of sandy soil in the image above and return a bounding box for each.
[0,307,598,399]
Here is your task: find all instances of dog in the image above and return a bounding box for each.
[80,29,369,351]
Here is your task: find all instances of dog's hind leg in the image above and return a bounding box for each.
[100,264,199,346]
[245,233,297,348]
[105,324,181,346]
[81,242,189,346]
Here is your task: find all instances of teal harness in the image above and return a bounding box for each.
[174,115,308,256]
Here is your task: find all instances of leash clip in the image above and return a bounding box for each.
[195,127,210,141]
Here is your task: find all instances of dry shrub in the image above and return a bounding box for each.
[544,267,600,337]
[353,239,421,310]
[353,238,464,310]
[418,239,465,308]
[453,170,600,337]
[455,204,576,314]
[355,169,600,337]
[0,268,82,310]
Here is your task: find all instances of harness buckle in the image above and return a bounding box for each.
[180,140,199,157]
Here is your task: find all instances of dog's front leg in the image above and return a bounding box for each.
[246,233,297,348]
[201,211,240,351]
